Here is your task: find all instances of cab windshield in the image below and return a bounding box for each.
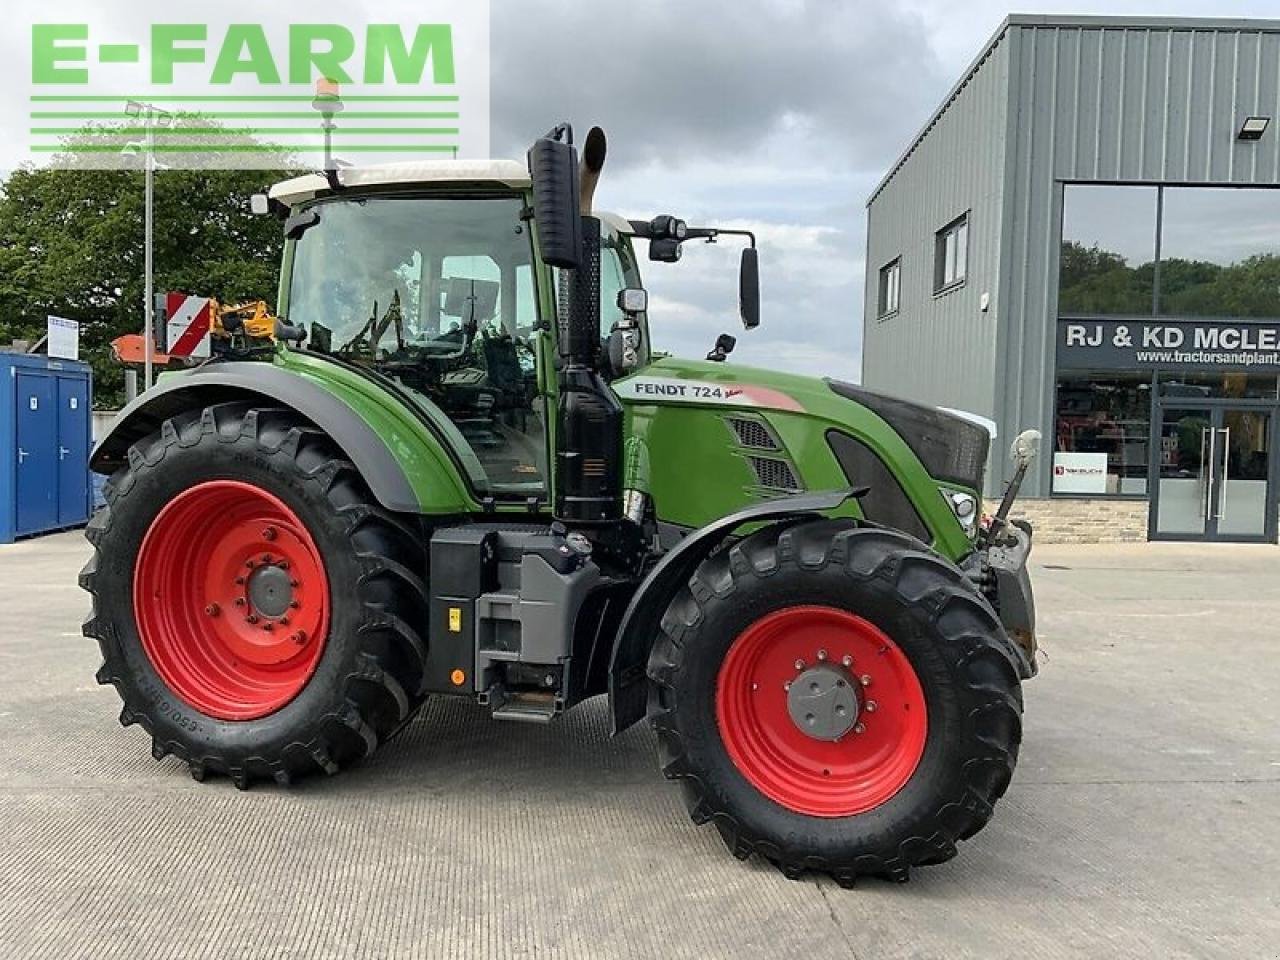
[286,195,546,495]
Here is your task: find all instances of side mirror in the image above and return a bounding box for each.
[526,126,582,270]
[1010,429,1042,468]
[739,246,760,330]
[617,288,647,315]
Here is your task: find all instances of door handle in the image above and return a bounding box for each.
[1215,427,1230,521]
[1199,427,1213,519]
[59,446,71,460]
[17,448,28,464]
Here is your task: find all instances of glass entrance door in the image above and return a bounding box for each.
[1153,405,1274,541]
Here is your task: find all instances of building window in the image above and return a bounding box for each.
[1060,184,1280,319]
[1053,371,1151,496]
[934,214,968,292]
[878,258,900,318]
[1060,185,1157,316]
[1158,187,1280,318]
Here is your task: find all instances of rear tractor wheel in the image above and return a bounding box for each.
[647,520,1023,884]
[81,403,429,787]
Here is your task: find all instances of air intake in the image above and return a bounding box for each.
[725,416,780,451]
[747,455,802,492]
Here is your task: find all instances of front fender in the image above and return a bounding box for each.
[93,359,473,514]
[608,487,864,734]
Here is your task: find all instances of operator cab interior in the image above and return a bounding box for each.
[287,194,546,494]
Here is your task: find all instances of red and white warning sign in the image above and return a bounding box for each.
[164,293,214,359]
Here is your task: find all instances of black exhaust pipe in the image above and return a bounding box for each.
[554,128,623,524]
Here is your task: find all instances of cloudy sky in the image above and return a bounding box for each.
[490,0,1280,382]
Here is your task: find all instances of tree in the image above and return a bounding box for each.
[0,164,290,407]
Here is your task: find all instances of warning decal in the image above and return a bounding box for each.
[165,294,214,359]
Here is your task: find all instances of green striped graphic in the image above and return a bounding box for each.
[31,144,460,153]
[31,111,459,120]
[30,95,459,102]
[32,127,460,136]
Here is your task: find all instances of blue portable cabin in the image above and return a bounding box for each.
[0,353,93,543]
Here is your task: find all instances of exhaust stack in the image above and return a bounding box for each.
[579,127,607,214]
[554,125,623,525]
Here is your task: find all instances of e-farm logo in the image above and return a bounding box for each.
[11,1,489,169]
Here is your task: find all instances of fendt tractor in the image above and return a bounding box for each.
[83,124,1041,884]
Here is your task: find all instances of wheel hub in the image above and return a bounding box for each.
[247,563,293,618]
[786,664,859,741]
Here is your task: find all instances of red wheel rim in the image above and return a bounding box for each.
[133,480,330,721]
[715,606,927,817]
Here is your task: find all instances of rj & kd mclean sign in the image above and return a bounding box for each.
[1058,318,1280,372]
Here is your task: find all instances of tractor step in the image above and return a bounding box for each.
[491,689,559,724]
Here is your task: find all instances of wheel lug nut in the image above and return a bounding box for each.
[246,614,259,624]
[279,561,290,570]
[783,681,791,691]
[289,600,300,610]
[289,580,300,588]
[235,576,245,586]
[262,527,277,541]
[750,682,758,691]
[793,659,805,671]
[817,649,827,661]
[865,700,878,713]
[860,675,871,687]
[279,616,290,626]
[854,722,865,734]
[234,597,246,607]
[295,630,307,644]
[245,560,255,569]
[263,623,274,632]
[204,603,219,617]
[261,553,272,563]
[841,655,853,667]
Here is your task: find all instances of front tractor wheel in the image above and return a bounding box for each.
[81,403,429,787]
[647,520,1023,884]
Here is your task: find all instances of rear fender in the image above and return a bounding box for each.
[92,362,463,514]
[607,487,864,734]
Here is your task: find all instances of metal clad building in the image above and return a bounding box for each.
[864,15,1280,543]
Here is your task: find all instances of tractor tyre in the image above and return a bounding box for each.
[647,519,1022,884]
[81,402,429,787]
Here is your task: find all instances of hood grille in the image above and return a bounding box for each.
[725,416,780,451]
[747,455,802,492]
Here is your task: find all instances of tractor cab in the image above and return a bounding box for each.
[269,163,652,499]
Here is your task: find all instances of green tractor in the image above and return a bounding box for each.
[83,124,1040,884]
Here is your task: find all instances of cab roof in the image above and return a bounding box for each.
[268,159,636,236]
[268,159,532,207]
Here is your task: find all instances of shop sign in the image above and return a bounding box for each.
[1052,451,1109,494]
[1058,318,1280,371]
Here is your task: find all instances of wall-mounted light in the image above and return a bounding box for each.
[1238,116,1270,141]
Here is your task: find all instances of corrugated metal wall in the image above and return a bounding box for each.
[860,32,1010,421]
[999,20,1280,495]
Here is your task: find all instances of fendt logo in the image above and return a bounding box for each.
[5,1,489,169]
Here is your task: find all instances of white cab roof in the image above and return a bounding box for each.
[268,159,532,206]
[267,160,637,238]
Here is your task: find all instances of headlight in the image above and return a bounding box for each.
[941,488,979,532]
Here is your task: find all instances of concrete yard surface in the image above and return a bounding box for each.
[0,531,1277,959]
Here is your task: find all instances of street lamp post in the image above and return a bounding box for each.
[124,101,171,391]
